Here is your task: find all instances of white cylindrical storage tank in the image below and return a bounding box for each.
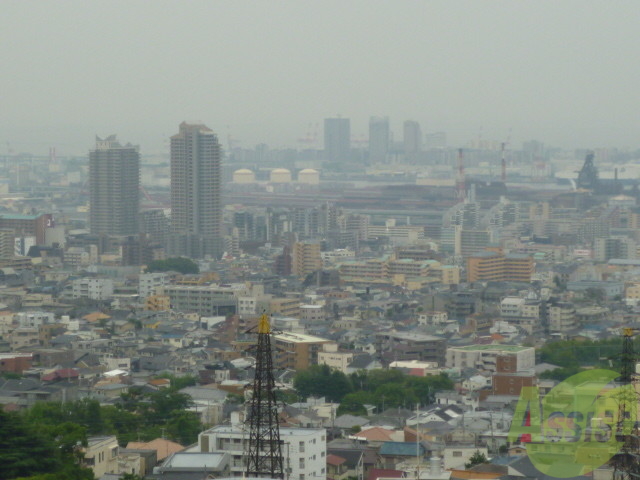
[233,168,256,184]
[270,168,292,183]
[297,168,320,185]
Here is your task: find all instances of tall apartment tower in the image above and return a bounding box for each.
[89,135,140,236]
[369,116,390,163]
[324,117,350,162]
[169,122,222,258]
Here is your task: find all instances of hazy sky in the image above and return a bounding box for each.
[2,1,640,156]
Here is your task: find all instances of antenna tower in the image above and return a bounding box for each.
[245,314,284,479]
[611,328,640,480]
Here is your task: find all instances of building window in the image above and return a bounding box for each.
[453,451,462,457]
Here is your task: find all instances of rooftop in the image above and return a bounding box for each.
[450,344,531,352]
[274,332,332,344]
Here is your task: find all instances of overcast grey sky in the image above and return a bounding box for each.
[2,1,639,155]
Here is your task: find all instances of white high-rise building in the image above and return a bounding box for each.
[199,425,327,480]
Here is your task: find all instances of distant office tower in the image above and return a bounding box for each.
[403,120,422,155]
[324,117,350,161]
[89,135,140,236]
[169,122,222,258]
[369,116,390,163]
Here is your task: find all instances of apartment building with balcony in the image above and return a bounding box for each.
[445,344,535,374]
[199,425,326,480]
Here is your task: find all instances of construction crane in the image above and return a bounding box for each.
[297,122,318,148]
[610,327,640,480]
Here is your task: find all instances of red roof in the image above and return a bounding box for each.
[326,454,347,466]
[42,368,79,382]
[367,469,405,480]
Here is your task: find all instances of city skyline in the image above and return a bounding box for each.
[3,1,640,155]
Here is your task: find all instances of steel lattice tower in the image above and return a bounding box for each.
[245,314,284,479]
[612,328,640,480]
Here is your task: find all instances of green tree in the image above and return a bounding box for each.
[337,393,370,416]
[465,450,488,469]
[166,411,202,445]
[155,373,197,391]
[84,399,105,434]
[1,409,93,480]
[365,369,404,392]
[293,364,353,402]
[539,366,587,381]
[374,383,417,409]
[0,410,61,479]
[148,390,192,425]
[146,257,199,274]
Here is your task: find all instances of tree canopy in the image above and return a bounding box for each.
[465,450,489,469]
[538,337,632,370]
[146,257,199,274]
[293,365,454,414]
[0,409,94,480]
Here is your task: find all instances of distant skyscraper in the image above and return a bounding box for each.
[403,120,422,155]
[368,116,390,163]
[324,117,350,161]
[89,135,140,236]
[169,122,222,258]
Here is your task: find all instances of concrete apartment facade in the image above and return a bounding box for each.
[169,122,222,257]
[199,425,327,480]
[89,135,140,236]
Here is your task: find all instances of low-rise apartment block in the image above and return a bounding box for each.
[446,344,535,373]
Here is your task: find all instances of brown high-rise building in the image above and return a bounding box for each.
[292,241,322,277]
[169,122,222,257]
[89,135,140,236]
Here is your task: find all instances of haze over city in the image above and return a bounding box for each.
[3,1,640,155]
[5,3,640,480]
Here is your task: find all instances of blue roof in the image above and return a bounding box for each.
[379,442,425,456]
